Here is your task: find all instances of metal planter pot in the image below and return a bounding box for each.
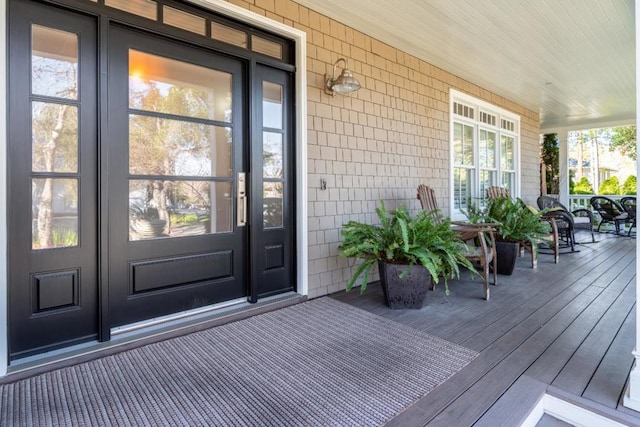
[378,262,431,309]
[495,241,519,275]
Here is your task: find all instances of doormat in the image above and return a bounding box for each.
[0,297,477,426]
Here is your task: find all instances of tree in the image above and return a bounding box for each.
[572,177,594,194]
[622,175,637,195]
[541,133,559,194]
[598,176,620,195]
[610,126,637,160]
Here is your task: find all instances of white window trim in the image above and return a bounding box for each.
[449,89,521,220]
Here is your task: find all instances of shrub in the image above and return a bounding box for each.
[622,175,637,195]
[598,176,620,195]
[572,177,594,194]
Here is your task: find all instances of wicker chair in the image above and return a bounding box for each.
[620,196,636,236]
[590,196,630,236]
[417,184,497,300]
[537,195,595,245]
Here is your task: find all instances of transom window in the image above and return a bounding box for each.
[450,89,520,218]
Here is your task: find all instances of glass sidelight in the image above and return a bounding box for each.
[262,81,284,229]
[31,25,80,250]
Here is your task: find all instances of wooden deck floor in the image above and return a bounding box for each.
[331,232,639,426]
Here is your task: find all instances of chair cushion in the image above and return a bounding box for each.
[573,217,590,225]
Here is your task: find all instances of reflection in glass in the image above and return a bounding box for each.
[263,182,283,228]
[479,130,496,168]
[129,50,232,122]
[105,0,157,20]
[501,135,515,170]
[129,180,232,240]
[32,102,78,173]
[129,114,232,177]
[479,170,496,201]
[252,35,283,59]
[263,132,283,178]
[263,81,283,129]
[453,123,474,166]
[501,172,515,195]
[211,22,247,48]
[453,168,471,210]
[32,25,78,99]
[163,6,206,36]
[32,178,78,249]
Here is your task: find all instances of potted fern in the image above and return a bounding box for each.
[339,201,473,309]
[478,197,552,274]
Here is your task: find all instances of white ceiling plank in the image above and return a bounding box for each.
[296,0,635,131]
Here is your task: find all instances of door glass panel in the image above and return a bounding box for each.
[263,81,283,129]
[263,182,283,228]
[129,114,232,177]
[129,180,232,240]
[32,102,78,173]
[263,132,283,178]
[32,178,78,249]
[32,25,78,99]
[129,50,232,122]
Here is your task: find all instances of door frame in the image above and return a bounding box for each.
[0,0,307,376]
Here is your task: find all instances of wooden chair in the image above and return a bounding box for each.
[417,184,497,300]
[486,186,510,199]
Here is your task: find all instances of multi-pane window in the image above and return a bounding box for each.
[450,90,520,217]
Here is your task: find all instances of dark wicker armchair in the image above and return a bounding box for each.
[537,195,595,244]
[590,196,630,236]
[620,196,637,236]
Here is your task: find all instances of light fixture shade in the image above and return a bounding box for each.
[331,68,361,94]
[325,58,361,96]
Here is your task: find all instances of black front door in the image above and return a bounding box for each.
[107,26,247,327]
[8,1,98,359]
[8,0,296,359]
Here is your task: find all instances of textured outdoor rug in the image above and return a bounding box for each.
[0,297,477,426]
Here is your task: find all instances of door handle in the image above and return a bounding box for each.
[237,172,247,227]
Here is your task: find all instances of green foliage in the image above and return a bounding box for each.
[541,133,560,194]
[610,126,637,161]
[339,201,474,295]
[598,176,620,195]
[572,177,594,195]
[170,213,199,226]
[622,175,637,195]
[464,197,551,254]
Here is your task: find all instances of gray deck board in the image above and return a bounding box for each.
[549,259,635,395]
[582,305,636,408]
[526,258,635,386]
[331,234,639,426]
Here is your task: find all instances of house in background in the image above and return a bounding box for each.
[0,0,636,424]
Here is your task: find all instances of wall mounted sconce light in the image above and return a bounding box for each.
[325,58,361,96]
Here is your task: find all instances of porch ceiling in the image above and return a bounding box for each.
[296,0,635,132]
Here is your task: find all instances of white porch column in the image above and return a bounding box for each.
[0,0,8,378]
[558,132,569,207]
[623,0,640,411]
